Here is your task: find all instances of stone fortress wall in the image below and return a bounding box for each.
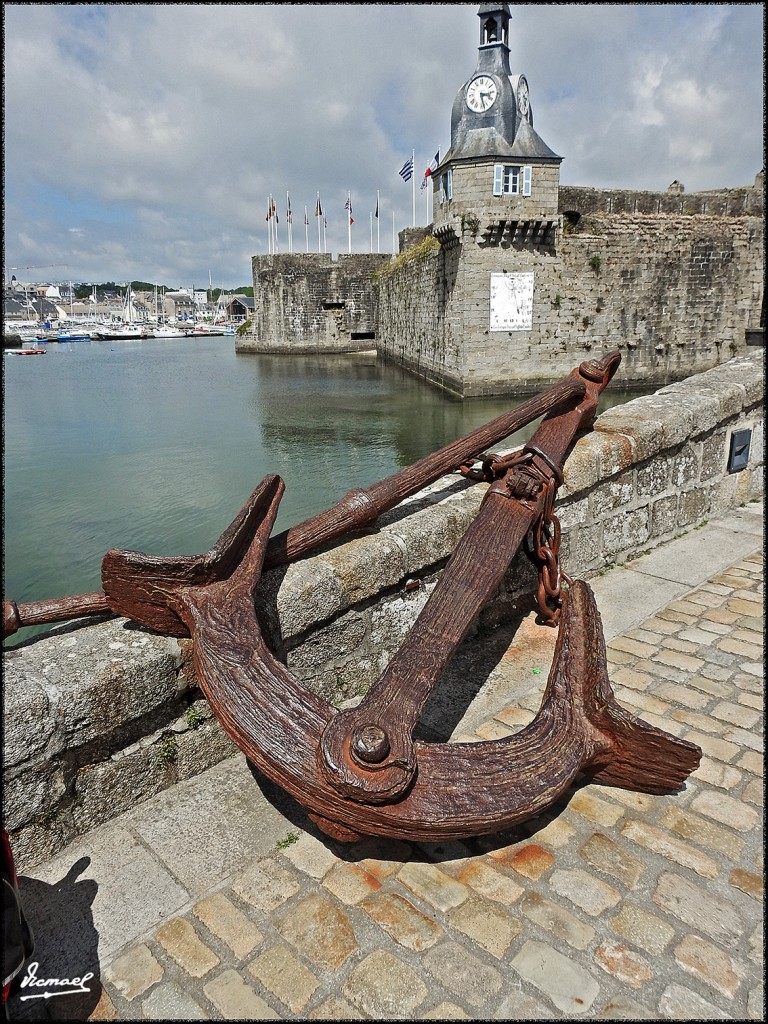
[239,253,389,354]
[376,176,765,397]
[4,351,763,872]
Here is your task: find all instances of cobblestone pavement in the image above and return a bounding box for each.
[7,505,763,1021]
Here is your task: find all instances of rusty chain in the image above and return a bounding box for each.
[460,448,571,626]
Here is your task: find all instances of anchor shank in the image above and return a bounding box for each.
[319,485,543,801]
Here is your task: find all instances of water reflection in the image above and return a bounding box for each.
[249,352,536,471]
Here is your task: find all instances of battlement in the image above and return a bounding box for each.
[559,176,764,220]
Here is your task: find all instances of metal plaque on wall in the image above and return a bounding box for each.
[490,272,534,332]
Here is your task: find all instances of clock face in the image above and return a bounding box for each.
[517,77,530,120]
[466,75,497,113]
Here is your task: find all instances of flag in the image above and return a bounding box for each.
[424,150,439,177]
[287,196,292,224]
[421,150,439,190]
[345,196,354,225]
[398,157,413,182]
[304,209,309,226]
[315,197,323,216]
[266,200,271,221]
[375,195,379,218]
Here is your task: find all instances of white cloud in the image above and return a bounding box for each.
[3,3,763,285]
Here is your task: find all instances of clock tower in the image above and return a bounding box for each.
[399,3,567,396]
[433,2,561,243]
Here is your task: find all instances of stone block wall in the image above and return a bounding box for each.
[374,236,465,394]
[559,183,764,219]
[3,353,763,871]
[377,181,764,397]
[239,253,389,354]
[432,160,561,223]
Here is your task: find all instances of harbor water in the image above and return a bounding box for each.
[3,337,644,644]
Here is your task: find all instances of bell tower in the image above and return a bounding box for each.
[449,3,516,160]
[434,2,561,244]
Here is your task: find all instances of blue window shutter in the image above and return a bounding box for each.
[523,165,532,196]
[493,164,503,196]
[446,168,453,201]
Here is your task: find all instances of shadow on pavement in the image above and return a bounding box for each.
[6,858,101,1022]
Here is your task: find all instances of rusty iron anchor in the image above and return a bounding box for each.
[75,350,701,842]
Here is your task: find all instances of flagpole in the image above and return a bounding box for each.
[266,196,271,255]
[370,212,373,253]
[411,149,416,227]
[273,195,279,253]
[305,206,309,252]
[347,190,352,254]
[287,191,292,254]
[377,190,380,253]
[316,193,321,253]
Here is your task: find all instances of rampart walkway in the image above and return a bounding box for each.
[7,500,763,1022]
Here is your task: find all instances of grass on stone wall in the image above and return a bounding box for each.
[373,235,441,283]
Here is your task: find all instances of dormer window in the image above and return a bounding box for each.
[493,163,532,197]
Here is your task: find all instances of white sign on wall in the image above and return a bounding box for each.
[489,272,534,332]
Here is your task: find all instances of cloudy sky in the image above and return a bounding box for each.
[4,3,764,289]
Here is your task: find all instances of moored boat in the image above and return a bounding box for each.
[42,329,93,342]
[144,324,189,339]
[191,322,236,336]
[93,324,145,341]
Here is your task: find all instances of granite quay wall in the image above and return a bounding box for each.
[239,253,388,354]
[3,353,763,871]
[377,181,764,397]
